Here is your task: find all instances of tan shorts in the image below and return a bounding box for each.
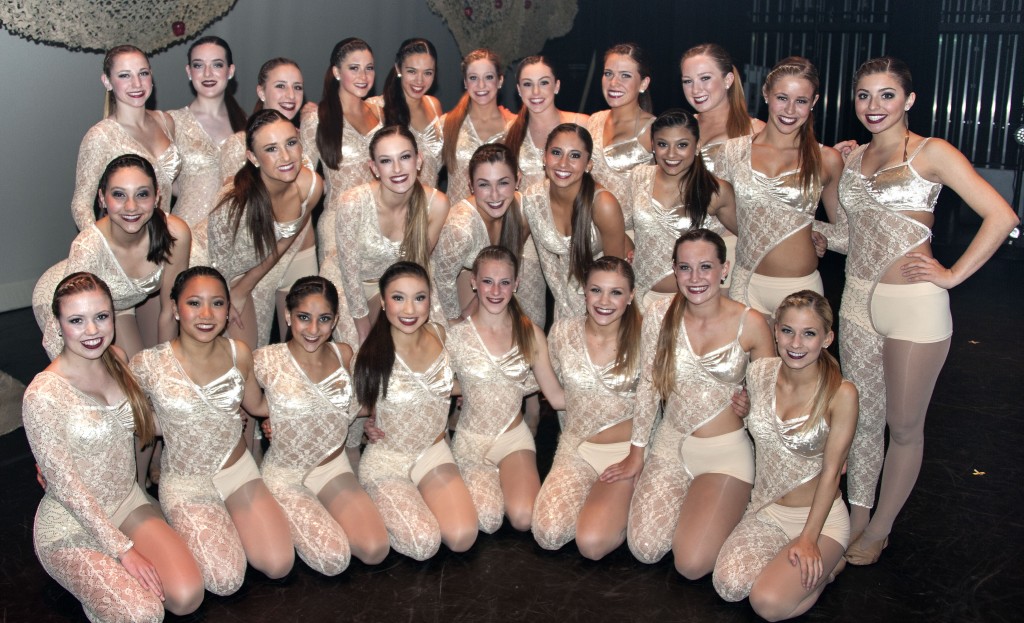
[277,245,318,294]
[642,289,676,313]
[680,428,754,484]
[484,420,536,466]
[409,440,456,487]
[722,233,737,289]
[212,451,262,501]
[110,482,155,528]
[871,281,952,343]
[115,307,136,318]
[760,497,850,549]
[747,271,824,317]
[303,451,355,496]
[577,439,632,474]
[361,279,380,304]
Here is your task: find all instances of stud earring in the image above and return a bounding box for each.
[639,89,645,94]
[260,97,266,102]
[57,330,63,337]
[397,72,402,78]
[471,286,477,292]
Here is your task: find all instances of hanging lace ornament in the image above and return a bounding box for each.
[0,0,237,53]
[426,0,578,64]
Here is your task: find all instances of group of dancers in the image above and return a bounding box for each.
[24,33,1017,623]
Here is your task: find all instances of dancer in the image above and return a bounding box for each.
[834,57,1018,563]
[255,277,389,573]
[503,55,589,189]
[532,257,651,560]
[25,272,204,622]
[354,262,478,560]
[441,48,516,206]
[713,291,858,620]
[71,45,180,230]
[522,123,627,320]
[449,246,565,532]
[131,266,294,595]
[169,36,247,226]
[628,229,772,577]
[712,56,843,320]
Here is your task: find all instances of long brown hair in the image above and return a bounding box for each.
[382,38,438,128]
[317,38,374,170]
[502,55,556,158]
[187,36,246,132]
[546,123,598,287]
[471,246,535,365]
[370,125,431,272]
[763,56,822,194]
[442,48,503,171]
[52,272,155,444]
[853,56,914,94]
[604,43,652,113]
[102,45,148,118]
[468,144,527,261]
[97,154,176,264]
[652,229,727,397]
[680,43,752,138]
[586,256,642,381]
[775,290,843,433]
[650,110,720,228]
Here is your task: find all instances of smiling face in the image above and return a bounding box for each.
[287,293,338,353]
[334,49,375,98]
[680,54,733,113]
[543,130,591,189]
[472,258,518,315]
[399,52,436,100]
[517,61,560,116]
[464,59,502,107]
[258,64,304,119]
[383,274,431,335]
[585,269,634,327]
[186,42,233,99]
[103,51,152,108]
[602,54,649,109]
[97,166,157,234]
[370,134,421,194]
[652,125,698,178]
[854,71,915,135]
[248,119,303,183]
[775,306,832,370]
[673,239,727,304]
[57,290,115,361]
[174,275,229,343]
[763,75,818,136]
[471,160,518,219]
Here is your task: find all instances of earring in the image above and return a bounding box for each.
[471,286,477,292]
[721,274,728,284]
[639,89,645,94]
[260,97,266,102]
[397,72,402,78]
[57,330,63,337]
[253,162,260,168]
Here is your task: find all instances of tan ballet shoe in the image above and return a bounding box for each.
[844,535,888,565]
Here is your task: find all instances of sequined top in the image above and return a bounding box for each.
[448,318,539,437]
[71,116,181,230]
[364,324,454,455]
[368,94,444,187]
[746,357,828,511]
[517,130,547,189]
[714,135,821,274]
[69,225,163,309]
[167,106,238,226]
[837,141,941,283]
[23,372,137,556]
[586,110,655,229]
[131,340,245,477]
[442,114,511,206]
[549,316,653,447]
[273,163,317,240]
[255,342,357,473]
[219,131,250,179]
[521,179,604,320]
[432,199,489,319]
[700,142,725,174]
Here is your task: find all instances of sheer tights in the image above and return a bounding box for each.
[119,505,204,616]
[224,479,294,580]
[418,464,479,553]
[317,473,390,565]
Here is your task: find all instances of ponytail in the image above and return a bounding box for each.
[443,48,503,171]
[383,38,438,128]
[471,246,535,364]
[317,38,373,170]
[586,257,641,381]
[763,56,822,194]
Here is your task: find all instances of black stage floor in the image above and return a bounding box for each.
[1,245,1021,622]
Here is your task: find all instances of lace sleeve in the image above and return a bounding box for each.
[70,125,113,230]
[813,201,849,255]
[631,301,666,447]
[300,111,321,170]
[23,377,134,557]
[335,187,369,319]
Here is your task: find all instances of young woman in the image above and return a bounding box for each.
[532,257,652,560]
[585,43,656,230]
[834,57,1018,564]
[255,277,389,574]
[441,48,516,206]
[168,36,247,226]
[521,123,627,321]
[205,109,323,350]
[24,272,204,622]
[71,45,180,230]
[449,246,565,532]
[333,125,449,343]
[371,38,444,186]
[354,262,478,560]
[629,110,736,310]
[131,266,294,595]
[713,291,858,620]
[503,55,589,189]
[627,230,773,578]
[34,155,190,361]
[712,57,844,321]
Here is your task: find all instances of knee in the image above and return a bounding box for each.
[162,578,204,616]
[442,521,478,553]
[887,422,924,447]
[748,586,796,622]
[354,537,390,566]
[673,549,711,581]
[255,548,295,580]
[711,566,749,603]
[575,528,620,562]
[505,502,534,533]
